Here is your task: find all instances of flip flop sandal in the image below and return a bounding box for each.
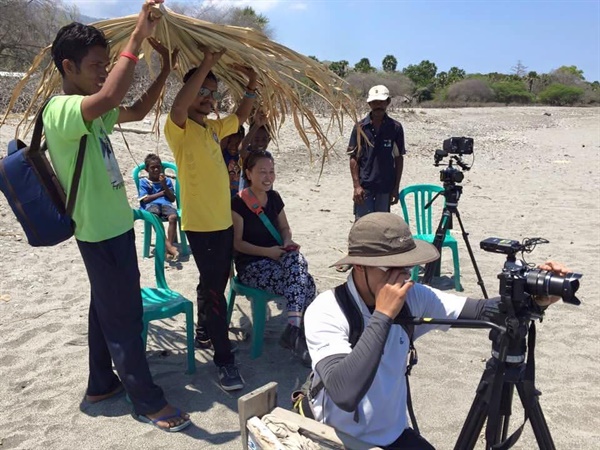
[135,408,192,432]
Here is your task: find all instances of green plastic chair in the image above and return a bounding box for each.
[226,275,281,359]
[399,184,463,291]
[133,208,196,374]
[132,161,188,258]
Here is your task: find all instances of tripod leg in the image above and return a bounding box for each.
[422,209,451,285]
[454,376,490,450]
[515,381,556,449]
[453,210,489,299]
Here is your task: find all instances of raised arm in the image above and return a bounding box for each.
[81,0,160,123]
[231,64,259,125]
[169,49,225,127]
[239,109,268,159]
[118,38,179,124]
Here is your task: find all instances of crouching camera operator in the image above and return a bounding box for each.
[304,213,573,449]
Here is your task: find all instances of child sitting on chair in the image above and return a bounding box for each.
[238,108,271,192]
[221,125,245,198]
[138,153,179,260]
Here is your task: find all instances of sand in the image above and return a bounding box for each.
[0,106,598,449]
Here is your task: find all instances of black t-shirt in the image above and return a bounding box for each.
[231,189,285,273]
[348,113,405,193]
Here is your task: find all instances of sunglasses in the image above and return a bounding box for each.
[198,87,223,101]
[378,266,414,275]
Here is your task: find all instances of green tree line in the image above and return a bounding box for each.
[320,55,598,106]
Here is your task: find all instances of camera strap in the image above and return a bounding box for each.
[306,283,419,432]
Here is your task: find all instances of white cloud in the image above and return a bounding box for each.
[289,2,307,11]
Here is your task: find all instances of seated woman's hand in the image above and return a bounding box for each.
[266,246,286,261]
[283,239,300,252]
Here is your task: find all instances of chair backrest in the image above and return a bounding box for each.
[133,208,168,289]
[132,161,181,207]
[399,184,445,235]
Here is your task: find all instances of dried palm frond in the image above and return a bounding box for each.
[2,3,357,161]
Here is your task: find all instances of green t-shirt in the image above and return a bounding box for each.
[43,95,133,242]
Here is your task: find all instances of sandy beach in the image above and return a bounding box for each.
[0,105,598,449]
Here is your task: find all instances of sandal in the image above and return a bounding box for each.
[135,408,191,432]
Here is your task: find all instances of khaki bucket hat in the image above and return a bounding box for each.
[332,213,440,268]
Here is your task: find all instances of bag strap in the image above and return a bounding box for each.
[309,282,420,432]
[29,99,52,156]
[65,135,87,216]
[33,98,87,217]
[238,188,283,245]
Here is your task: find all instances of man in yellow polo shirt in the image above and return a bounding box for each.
[165,49,257,391]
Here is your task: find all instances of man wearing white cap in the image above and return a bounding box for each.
[304,213,569,448]
[348,85,405,220]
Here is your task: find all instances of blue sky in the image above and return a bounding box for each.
[68,0,600,81]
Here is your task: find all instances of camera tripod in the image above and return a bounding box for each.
[455,319,555,449]
[404,314,556,450]
[421,180,488,299]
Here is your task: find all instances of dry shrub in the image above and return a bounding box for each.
[345,72,414,113]
[446,79,494,102]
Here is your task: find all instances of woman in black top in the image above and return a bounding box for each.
[231,151,316,367]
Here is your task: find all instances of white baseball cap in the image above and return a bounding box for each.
[367,85,390,103]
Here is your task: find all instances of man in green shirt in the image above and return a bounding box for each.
[45,0,190,432]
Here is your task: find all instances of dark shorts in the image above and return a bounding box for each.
[146,204,177,220]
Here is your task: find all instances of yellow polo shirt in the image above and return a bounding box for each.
[165,114,239,232]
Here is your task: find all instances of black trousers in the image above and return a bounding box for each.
[384,427,435,450]
[77,229,166,416]
[186,226,234,367]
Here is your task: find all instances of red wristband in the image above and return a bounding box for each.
[120,51,139,64]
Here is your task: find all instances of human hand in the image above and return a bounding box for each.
[148,37,179,72]
[133,0,163,41]
[159,173,167,185]
[283,239,300,252]
[253,108,268,127]
[200,48,226,69]
[230,63,258,89]
[353,186,365,205]
[533,261,572,307]
[266,246,286,261]
[374,269,414,319]
[389,192,399,205]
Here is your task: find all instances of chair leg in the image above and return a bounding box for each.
[411,266,419,282]
[143,221,152,259]
[226,286,236,325]
[250,297,267,359]
[179,224,189,256]
[450,242,463,292]
[184,304,196,374]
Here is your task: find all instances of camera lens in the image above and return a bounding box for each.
[525,269,582,305]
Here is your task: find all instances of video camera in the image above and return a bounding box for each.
[434,137,474,184]
[480,237,582,309]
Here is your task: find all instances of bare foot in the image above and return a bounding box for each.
[145,404,190,431]
[166,244,179,262]
[85,384,124,403]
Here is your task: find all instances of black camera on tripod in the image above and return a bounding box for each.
[434,137,473,184]
[480,237,582,309]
